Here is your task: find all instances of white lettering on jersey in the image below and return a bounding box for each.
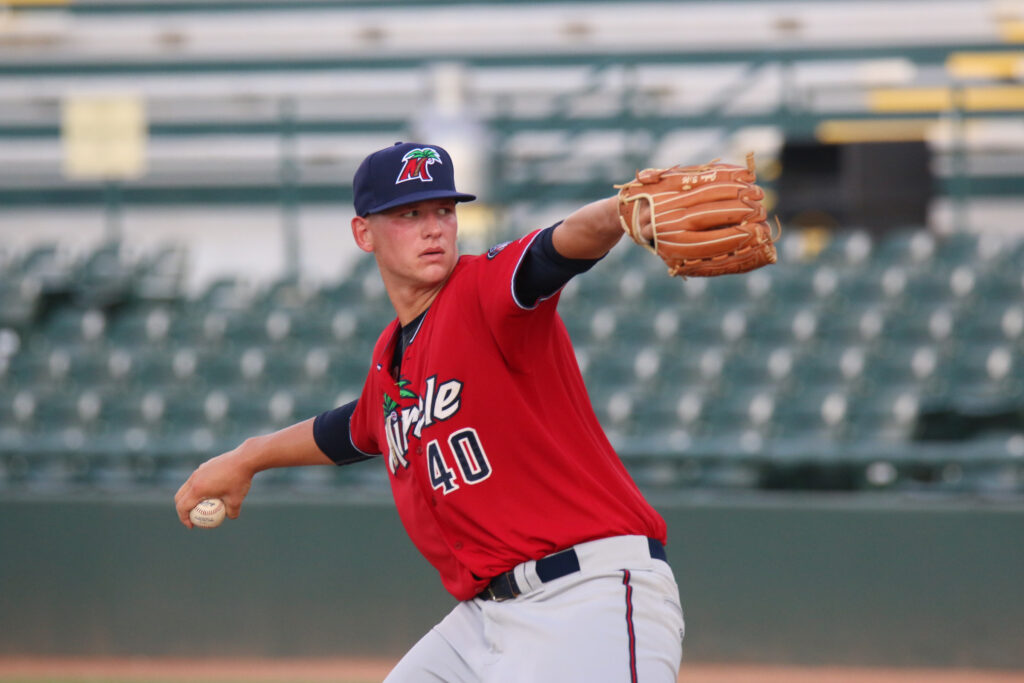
[385,410,409,473]
[387,376,464,474]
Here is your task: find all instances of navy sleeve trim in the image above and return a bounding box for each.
[513,224,602,309]
[312,400,377,466]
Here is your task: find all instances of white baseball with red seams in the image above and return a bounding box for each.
[189,498,226,528]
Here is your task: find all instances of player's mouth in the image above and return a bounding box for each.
[420,247,446,258]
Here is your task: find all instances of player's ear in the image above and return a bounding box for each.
[351,215,374,253]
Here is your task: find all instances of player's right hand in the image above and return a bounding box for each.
[174,445,255,528]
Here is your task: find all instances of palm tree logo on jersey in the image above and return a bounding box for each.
[396,148,442,184]
[383,378,418,473]
[383,379,418,416]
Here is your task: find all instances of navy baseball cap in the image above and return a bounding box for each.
[353,141,476,217]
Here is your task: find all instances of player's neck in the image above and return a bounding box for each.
[388,281,445,326]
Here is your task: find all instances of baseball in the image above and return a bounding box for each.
[189,498,226,528]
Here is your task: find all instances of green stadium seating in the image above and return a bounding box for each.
[1,229,1022,494]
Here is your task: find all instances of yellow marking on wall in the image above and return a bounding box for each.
[946,52,1024,80]
[869,88,952,112]
[999,20,1024,43]
[869,86,1024,112]
[816,119,933,144]
[967,85,1024,109]
[62,94,148,181]
[4,0,71,5]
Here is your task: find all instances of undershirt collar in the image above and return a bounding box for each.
[391,309,428,377]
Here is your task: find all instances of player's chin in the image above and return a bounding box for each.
[419,251,455,272]
[414,259,454,285]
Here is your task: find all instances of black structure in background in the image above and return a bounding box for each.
[776,140,933,232]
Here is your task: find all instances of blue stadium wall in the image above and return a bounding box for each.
[1,495,1022,669]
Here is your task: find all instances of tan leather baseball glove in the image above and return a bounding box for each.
[615,153,778,277]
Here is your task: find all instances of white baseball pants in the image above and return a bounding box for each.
[384,535,685,682]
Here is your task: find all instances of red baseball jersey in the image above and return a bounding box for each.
[348,229,667,600]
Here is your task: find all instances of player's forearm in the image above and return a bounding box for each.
[550,196,623,260]
[175,418,333,526]
[236,417,335,474]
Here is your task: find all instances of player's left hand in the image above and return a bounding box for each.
[634,202,654,244]
[615,153,778,277]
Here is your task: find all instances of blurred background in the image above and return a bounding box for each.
[1,0,1023,676]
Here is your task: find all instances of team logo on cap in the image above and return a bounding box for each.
[396,148,442,184]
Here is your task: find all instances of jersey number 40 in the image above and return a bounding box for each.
[427,427,492,495]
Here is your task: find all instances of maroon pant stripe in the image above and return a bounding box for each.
[622,569,638,683]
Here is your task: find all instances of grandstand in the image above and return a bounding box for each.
[1,0,1023,497]
[2,227,1022,495]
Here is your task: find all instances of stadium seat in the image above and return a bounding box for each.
[815,302,889,348]
[0,279,43,331]
[106,303,184,346]
[133,244,188,302]
[873,230,937,270]
[579,345,635,393]
[255,277,325,313]
[72,241,138,308]
[17,244,75,297]
[778,384,853,441]
[845,386,924,448]
[948,345,1023,403]
[40,307,108,347]
[814,229,874,268]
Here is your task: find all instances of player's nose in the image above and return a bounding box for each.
[420,212,443,238]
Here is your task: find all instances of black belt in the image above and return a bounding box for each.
[478,538,667,602]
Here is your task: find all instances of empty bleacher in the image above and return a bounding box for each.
[1,229,1022,496]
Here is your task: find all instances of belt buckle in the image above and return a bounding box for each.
[486,571,519,601]
[485,585,509,602]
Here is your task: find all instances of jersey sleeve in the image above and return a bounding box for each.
[514,224,601,307]
[312,400,378,466]
[313,360,384,464]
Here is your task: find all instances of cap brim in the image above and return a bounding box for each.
[363,190,477,216]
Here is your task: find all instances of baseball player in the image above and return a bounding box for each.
[176,142,773,681]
